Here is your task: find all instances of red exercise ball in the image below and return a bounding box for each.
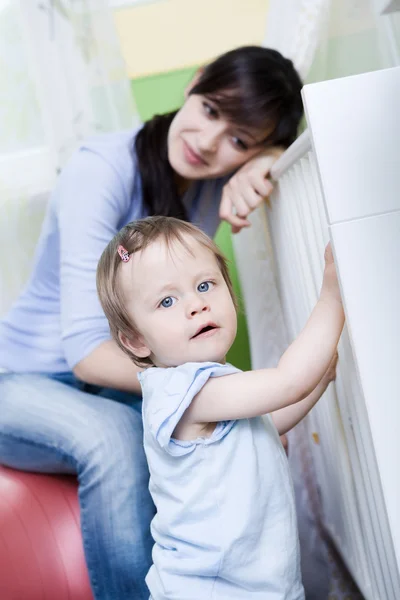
[0,466,93,600]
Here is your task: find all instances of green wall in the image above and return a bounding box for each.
[214,221,251,371]
[131,67,251,371]
[132,67,197,120]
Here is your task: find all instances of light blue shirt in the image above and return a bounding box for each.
[0,130,226,373]
[139,362,304,600]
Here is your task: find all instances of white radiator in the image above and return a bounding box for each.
[235,66,400,599]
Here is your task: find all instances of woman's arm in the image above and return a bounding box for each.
[55,140,139,390]
[74,340,142,393]
[185,246,344,423]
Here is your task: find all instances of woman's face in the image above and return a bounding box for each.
[168,94,270,180]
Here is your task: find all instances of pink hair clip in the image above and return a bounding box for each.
[117,245,130,262]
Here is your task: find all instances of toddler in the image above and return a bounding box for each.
[97,216,344,600]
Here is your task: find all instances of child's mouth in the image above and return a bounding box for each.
[191,324,218,339]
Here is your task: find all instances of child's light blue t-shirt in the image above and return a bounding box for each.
[139,362,304,600]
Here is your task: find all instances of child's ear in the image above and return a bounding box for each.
[118,331,151,359]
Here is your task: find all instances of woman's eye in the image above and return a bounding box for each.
[203,101,218,118]
[160,296,176,308]
[232,137,248,151]
[198,281,214,293]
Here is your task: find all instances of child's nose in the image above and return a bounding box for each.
[188,296,210,318]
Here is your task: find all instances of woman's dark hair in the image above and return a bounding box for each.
[134,46,303,220]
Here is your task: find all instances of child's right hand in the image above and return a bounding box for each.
[321,243,342,305]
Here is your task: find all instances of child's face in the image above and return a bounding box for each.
[120,235,237,367]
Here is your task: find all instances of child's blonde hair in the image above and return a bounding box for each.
[97,216,237,367]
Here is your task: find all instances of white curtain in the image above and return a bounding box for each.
[262,0,331,80]
[0,0,138,316]
[0,0,138,171]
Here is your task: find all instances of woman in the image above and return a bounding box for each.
[0,46,303,599]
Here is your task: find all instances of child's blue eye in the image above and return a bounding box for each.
[160,296,176,308]
[197,281,213,293]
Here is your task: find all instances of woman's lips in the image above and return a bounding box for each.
[182,140,207,166]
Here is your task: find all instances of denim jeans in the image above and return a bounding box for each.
[0,372,155,600]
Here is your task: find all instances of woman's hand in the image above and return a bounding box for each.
[219,147,284,233]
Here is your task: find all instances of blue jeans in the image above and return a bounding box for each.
[0,372,155,600]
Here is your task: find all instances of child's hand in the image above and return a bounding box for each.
[321,243,342,305]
